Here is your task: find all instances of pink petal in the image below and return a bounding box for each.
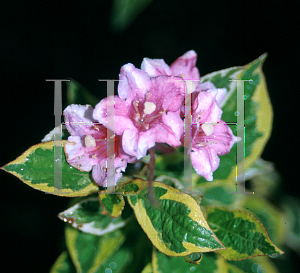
[170,50,200,81]
[63,104,97,136]
[199,81,227,106]
[141,58,172,77]
[209,121,238,155]
[64,136,94,172]
[199,81,216,91]
[149,76,186,112]
[122,128,139,158]
[118,63,151,103]
[160,111,184,144]
[137,130,156,159]
[190,146,220,181]
[92,165,106,185]
[192,91,222,124]
[93,95,134,135]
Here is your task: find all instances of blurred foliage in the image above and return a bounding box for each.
[110,0,153,32]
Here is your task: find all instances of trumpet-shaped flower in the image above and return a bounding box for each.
[63,104,136,186]
[93,63,186,159]
[188,91,239,181]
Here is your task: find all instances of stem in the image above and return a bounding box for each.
[148,148,159,207]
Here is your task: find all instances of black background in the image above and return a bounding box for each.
[1,0,299,272]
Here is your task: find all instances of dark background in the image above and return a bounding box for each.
[1,0,299,272]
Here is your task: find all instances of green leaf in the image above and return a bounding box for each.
[152,248,228,273]
[250,167,281,199]
[58,197,132,236]
[120,178,148,195]
[93,244,133,273]
[228,256,280,273]
[227,263,246,273]
[50,251,76,273]
[196,54,273,184]
[240,196,286,246]
[183,252,203,265]
[207,207,284,260]
[154,175,185,191]
[99,191,125,218]
[66,79,99,107]
[65,224,125,273]
[110,0,153,32]
[154,175,203,205]
[142,263,153,273]
[1,141,99,197]
[127,179,225,256]
[154,148,184,178]
[281,196,300,255]
[196,181,241,207]
[239,158,274,182]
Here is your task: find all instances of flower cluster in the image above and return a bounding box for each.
[63,51,239,186]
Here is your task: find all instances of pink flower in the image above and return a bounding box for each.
[93,63,186,159]
[141,50,227,105]
[187,91,239,181]
[141,50,200,91]
[63,104,136,187]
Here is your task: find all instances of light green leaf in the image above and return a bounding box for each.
[127,179,225,256]
[1,141,99,197]
[237,158,274,183]
[65,224,125,273]
[227,263,246,273]
[240,196,286,246]
[142,263,153,273]
[207,207,284,260]
[93,244,133,273]
[58,197,132,236]
[196,54,273,184]
[66,79,99,107]
[110,0,153,32]
[99,191,125,218]
[228,256,280,273]
[50,251,76,273]
[250,167,281,199]
[152,248,228,273]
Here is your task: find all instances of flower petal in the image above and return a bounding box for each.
[141,58,172,77]
[192,91,222,124]
[64,136,94,172]
[118,63,151,103]
[92,164,106,186]
[170,50,200,82]
[137,130,156,159]
[93,95,134,135]
[63,104,97,136]
[159,111,183,145]
[190,146,220,181]
[209,121,238,155]
[149,75,186,112]
[122,128,139,158]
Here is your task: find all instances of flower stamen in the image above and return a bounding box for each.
[133,100,141,117]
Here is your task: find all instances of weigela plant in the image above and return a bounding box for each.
[2,51,289,273]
